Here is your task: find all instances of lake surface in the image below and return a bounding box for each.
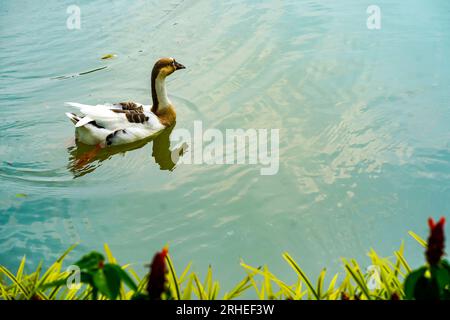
[1,0,449,291]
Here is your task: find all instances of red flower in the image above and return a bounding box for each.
[426,217,446,266]
[391,292,400,300]
[341,292,350,300]
[147,246,169,299]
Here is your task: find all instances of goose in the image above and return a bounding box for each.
[65,57,185,147]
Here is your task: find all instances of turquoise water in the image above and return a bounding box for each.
[1,0,449,290]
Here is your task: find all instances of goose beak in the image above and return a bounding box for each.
[174,61,186,70]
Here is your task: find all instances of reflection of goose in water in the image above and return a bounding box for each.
[67,125,187,178]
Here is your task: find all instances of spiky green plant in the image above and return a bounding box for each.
[239,242,412,300]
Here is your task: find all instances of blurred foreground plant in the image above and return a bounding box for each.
[404,217,449,300]
[0,217,448,300]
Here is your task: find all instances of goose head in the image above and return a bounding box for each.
[151,57,185,119]
[152,57,185,78]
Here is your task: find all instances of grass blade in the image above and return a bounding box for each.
[0,265,30,298]
[282,253,320,300]
[165,254,181,300]
[408,231,427,248]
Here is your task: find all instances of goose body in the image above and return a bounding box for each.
[65,57,185,146]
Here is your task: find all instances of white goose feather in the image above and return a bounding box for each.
[65,102,165,146]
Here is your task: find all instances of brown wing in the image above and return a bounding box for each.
[117,101,144,113]
[112,102,149,124]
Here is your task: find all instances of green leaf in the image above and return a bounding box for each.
[14,255,26,296]
[204,266,213,299]
[41,271,92,291]
[165,254,181,300]
[414,274,440,300]
[404,267,426,300]
[108,264,138,291]
[342,259,371,300]
[0,265,30,297]
[441,260,450,272]
[40,278,68,290]
[15,193,27,198]
[223,274,253,300]
[431,265,450,297]
[55,243,78,264]
[408,231,427,248]
[240,261,295,298]
[394,250,412,274]
[326,273,339,298]
[182,275,194,300]
[210,281,220,300]
[103,243,116,264]
[179,262,192,284]
[282,253,320,300]
[316,268,326,298]
[262,266,273,299]
[75,252,105,271]
[0,282,12,300]
[193,273,206,300]
[92,264,121,300]
[78,66,107,76]
[136,274,149,294]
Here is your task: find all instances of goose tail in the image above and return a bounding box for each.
[65,112,95,128]
[65,112,80,125]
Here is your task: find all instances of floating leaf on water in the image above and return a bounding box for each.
[101,54,116,60]
[15,193,27,198]
[79,66,108,76]
[52,74,77,80]
[52,66,108,80]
